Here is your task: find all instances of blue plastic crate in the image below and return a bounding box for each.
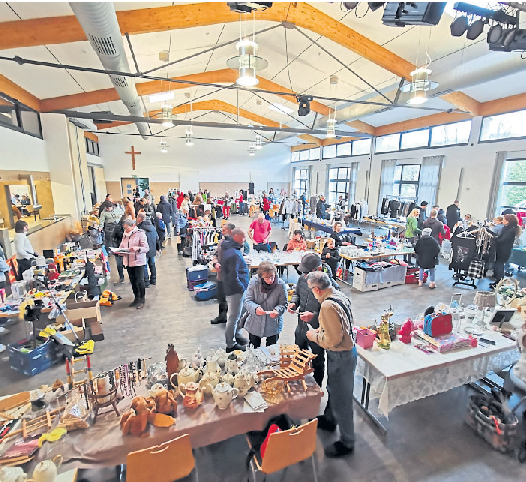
[8,339,58,377]
[186,266,208,282]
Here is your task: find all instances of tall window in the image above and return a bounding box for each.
[393,164,420,198]
[499,159,526,212]
[481,110,526,141]
[328,167,350,206]
[431,120,471,146]
[294,169,309,198]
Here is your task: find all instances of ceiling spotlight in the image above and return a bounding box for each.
[161,104,173,127]
[487,24,503,44]
[450,16,469,37]
[227,38,268,87]
[368,2,384,12]
[297,95,312,117]
[467,19,485,40]
[342,3,359,11]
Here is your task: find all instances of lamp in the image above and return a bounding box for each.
[297,95,312,116]
[227,38,268,87]
[467,19,485,40]
[402,67,438,105]
[326,118,336,138]
[185,125,194,146]
[160,140,168,153]
[450,16,469,37]
[248,143,256,156]
[255,133,263,149]
[473,290,496,327]
[161,104,173,127]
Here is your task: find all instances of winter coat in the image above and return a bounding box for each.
[0,252,10,283]
[137,219,158,258]
[119,226,149,267]
[174,212,188,234]
[263,197,270,211]
[169,197,177,223]
[98,200,112,216]
[156,199,173,225]
[446,204,461,231]
[244,276,287,338]
[417,206,427,230]
[405,216,420,239]
[316,200,327,219]
[423,217,445,243]
[221,237,249,296]
[414,235,441,270]
[437,209,447,225]
[142,203,155,221]
[83,260,102,297]
[177,193,184,209]
[495,224,518,262]
[322,246,339,261]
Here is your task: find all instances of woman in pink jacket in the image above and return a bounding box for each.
[119,218,149,309]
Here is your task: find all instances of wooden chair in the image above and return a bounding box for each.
[125,434,198,482]
[246,419,318,482]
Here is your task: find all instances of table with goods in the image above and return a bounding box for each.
[0,343,323,476]
[300,216,362,237]
[351,296,523,454]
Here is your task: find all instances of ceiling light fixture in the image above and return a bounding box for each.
[149,91,175,104]
[297,95,312,116]
[450,15,469,36]
[255,133,263,149]
[466,18,485,40]
[160,140,168,153]
[401,67,438,105]
[249,143,256,156]
[185,126,194,146]
[326,75,338,138]
[326,118,336,138]
[161,104,173,127]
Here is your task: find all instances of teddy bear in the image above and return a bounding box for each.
[120,396,156,437]
[154,388,178,415]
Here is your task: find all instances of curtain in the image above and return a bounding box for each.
[348,162,358,206]
[377,159,396,214]
[419,155,443,207]
[486,151,507,219]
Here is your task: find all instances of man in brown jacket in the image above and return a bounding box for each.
[306,271,356,458]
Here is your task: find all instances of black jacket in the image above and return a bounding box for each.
[156,200,173,224]
[83,260,102,297]
[137,219,158,258]
[437,209,447,225]
[417,206,427,230]
[221,238,249,296]
[495,224,518,262]
[414,235,441,269]
[446,204,461,230]
[423,217,445,242]
[316,200,327,219]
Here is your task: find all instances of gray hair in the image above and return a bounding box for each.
[226,223,236,232]
[123,218,135,227]
[257,260,276,278]
[307,271,331,290]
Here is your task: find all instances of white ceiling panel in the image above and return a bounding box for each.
[1,2,73,20]
[462,71,526,103]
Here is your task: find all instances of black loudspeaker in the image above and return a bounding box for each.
[249,183,254,194]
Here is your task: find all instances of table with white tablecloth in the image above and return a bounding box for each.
[354,319,520,433]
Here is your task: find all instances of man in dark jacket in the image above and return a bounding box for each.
[143,198,156,221]
[423,210,445,244]
[156,195,173,239]
[446,201,461,231]
[211,222,235,325]
[137,212,158,286]
[316,196,328,220]
[288,252,339,386]
[417,201,428,230]
[221,228,249,352]
[433,205,447,225]
[98,194,114,216]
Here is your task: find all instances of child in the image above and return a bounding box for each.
[155,212,166,250]
[286,230,307,252]
[322,238,340,279]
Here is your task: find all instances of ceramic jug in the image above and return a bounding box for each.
[177,366,201,393]
[212,382,239,410]
[215,348,227,369]
[32,456,62,482]
[0,467,27,482]
[199,370,220,396]
[177,357,188,372]
[192,347,203,368]
[179,382,204,409]
[205,354,220,375]
[234,370,256,396]
[226,357,239,374]
[221,372,235,386]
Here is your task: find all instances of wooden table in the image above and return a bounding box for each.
[339,248,414,262]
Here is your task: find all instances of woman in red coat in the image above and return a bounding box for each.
[262,196,270,215]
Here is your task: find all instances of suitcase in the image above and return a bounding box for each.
[194,281,217,300]
[186,266,208,282]
[187,279,207,291]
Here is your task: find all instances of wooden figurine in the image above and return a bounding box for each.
[154,389,178,415]
[166,344,180,389]
[120,397,155,437]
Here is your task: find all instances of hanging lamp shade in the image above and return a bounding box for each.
[401,67,439,105]
[161,104,173,127]
[160,140,168,153]
[326,118,336,138]
[227,39,268,87]
[255,133,263,149]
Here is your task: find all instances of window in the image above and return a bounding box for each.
[294,169,309,198]
[309,147,321,160]
[352,138,371,156]
[336,142,352,157]
[499,159,526,213]
[323,144,337,159]
[0,94,42,139]
[375,133,400,153]
[85,138,100,156]
[328,167,350,206]
[291,151,300,163]
[481,110,526,141]
[401,129,429,150]
[431,120,471,146]
[299,150,310,161]
[393,164,420,198]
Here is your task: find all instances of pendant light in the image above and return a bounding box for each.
[185,126,194,146]
[401,67,439,105]
[160,140,168,153]
[255,133,262,149]
[161,104,173,127]
[248,143,256,156]
[326,75,338,137]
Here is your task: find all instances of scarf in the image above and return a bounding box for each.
[260,276,277,293]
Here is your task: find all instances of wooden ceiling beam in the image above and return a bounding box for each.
[440,92,481,116]
[298,134,322,146]
[479,92,526,117]
[291,143,319,152]
[375,112,473,137]
[346,120,376,136]
[0,75,41,111]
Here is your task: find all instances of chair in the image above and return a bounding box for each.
[246,419,318,482]
[125,434,198,482]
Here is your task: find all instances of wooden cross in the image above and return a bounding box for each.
[125,146,141,170]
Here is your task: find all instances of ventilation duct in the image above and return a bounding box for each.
[69,2,148,139]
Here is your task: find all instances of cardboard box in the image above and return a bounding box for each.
[64,302,101,322]
[55,315,84,327]
[61,326,85,343]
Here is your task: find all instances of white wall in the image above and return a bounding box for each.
[292,117,526,222]
[0,126,48,172]
[100,130,291,194]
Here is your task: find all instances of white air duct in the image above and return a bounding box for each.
[69,2,148,139]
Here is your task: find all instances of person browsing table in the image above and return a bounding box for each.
[249,213,272,252]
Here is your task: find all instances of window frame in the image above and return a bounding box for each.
[400,127,431,150]
[498,158,526,213]
[293,168,309,198]
[393,164,421,199]
[430,120,471,147]
[0,93,43,139]
[479,109,526,143]
[328,167,351,207]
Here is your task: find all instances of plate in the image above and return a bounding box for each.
[464,326,483,336]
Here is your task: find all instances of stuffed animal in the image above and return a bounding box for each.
[154,389,178,415]
[120,397,155,437]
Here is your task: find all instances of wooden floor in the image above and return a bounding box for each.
[1,213,526,481]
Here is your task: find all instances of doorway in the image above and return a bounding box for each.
[120,178,150,199]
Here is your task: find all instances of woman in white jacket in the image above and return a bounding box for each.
[14,220,36,280]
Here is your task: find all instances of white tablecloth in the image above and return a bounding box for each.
[356,326,520,417]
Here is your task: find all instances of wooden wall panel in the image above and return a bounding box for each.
[149,182,179,201]
[92,167,107,204]
[105,181,121,200]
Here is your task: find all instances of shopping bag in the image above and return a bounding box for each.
[423,313,453,337]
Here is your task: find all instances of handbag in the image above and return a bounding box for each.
[423,313,453,338]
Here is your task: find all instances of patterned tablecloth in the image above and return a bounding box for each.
[356,324,520,417]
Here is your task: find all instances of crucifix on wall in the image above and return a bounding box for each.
[125,146,141,170]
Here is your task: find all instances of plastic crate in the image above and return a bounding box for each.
[186,266,208,282]
[355,328,376,349]
[8,339,57,377]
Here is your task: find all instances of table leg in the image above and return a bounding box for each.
[353,377,387,435]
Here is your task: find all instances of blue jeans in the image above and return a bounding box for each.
[225,292,245,348]
[419,268,435,282]
[144,256,156,285]
[323,347,357,448]
[165,222,172,238]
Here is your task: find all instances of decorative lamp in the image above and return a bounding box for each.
[227,39,268,87]
[161,104,173,127]
[473,290,496,327]
[402,67,438,105]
